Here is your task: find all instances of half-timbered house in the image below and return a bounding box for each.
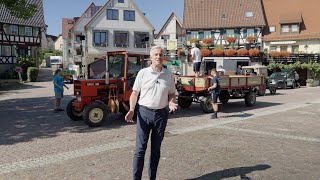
[183,0,266,48]
[0,0,45,73]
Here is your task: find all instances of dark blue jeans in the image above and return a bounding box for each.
[133,106,168,180]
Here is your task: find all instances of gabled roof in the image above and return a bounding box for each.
[0,0,45,27]
[62,18,76,39]
[85,0,154,31]
[183,0,266,29]
[70,3,101,32]
[155,12,182,39]
[262,0,320,41]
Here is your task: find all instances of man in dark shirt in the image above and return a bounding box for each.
[208,69,220,119]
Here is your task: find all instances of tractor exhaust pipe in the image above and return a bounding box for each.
[105,54,109,85]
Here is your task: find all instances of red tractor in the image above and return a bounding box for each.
[66,51,149,127]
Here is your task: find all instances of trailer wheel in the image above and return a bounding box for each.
[83,101,109,127]
[219,90,230,104]
[200,95,214,113]
[245,91,256,107]
[66,99,82,121]
[178,92,193,109]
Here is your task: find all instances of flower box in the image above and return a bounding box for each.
[224,49,237,56]
[225,36,236,44]
[212,49,224,56]
[249,48,260,57]
[237,48,249,56]
[201,48,212,57]
[201,38,213,45]
[246,36,256,43]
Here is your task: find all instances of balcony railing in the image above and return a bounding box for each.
[266,53,320,63]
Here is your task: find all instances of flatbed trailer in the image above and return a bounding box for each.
[176,75,265,113]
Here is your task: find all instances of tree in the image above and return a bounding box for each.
[0,0,38,19]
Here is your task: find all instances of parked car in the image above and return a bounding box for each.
[269,71,296,89]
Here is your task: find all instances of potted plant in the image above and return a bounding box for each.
[225,36,236,44]
[237,48,249,56]
[224,49,237,56]
[246,36,256,43]
[306,79,315,87]
[201,38,213,45]
[269,51,281,58]
[201,48,212,57]
[279,51,291,58]
[212,48,224,56]
[301,62,320,86]
[249,48,260,57]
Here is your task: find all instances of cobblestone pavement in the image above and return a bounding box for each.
[0,74,319,179]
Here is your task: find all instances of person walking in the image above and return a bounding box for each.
[208,69,220,119]
[125,46,178,180]
[53,69,69,112]
[294,71,300,88]
[191,43,202,77]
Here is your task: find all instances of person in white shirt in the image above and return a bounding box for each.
[125,46,177,180]
[191,43,202,77]
[217,65,226,75]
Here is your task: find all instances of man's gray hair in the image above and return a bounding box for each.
[150,46,163,56]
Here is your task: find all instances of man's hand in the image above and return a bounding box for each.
[125,110,135,123]
[169,101,178,113]
[208,87,212,91]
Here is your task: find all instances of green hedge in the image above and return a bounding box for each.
[27,67,39,82]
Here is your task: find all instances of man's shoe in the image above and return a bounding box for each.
[211,113,218,119]
[57,108,65,111]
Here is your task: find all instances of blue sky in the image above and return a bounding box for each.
[43,0,184,36]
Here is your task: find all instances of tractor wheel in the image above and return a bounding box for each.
[245,91,256,107]
[200,95,214,113]
[66,99,82,121]
[219,90,230,104]
[83,101,109,127]
[178,92,193,109]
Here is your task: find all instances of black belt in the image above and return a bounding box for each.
[140,105,166,112]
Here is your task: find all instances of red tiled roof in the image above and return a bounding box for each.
[62,18,75,39]
[183,0,266,29]
[262,0,320,41]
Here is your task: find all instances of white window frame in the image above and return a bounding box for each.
[93,31,108,47]
[247,28,254,37]
[291,24,299,32]
[245,11,253,18]
[191,31,198,39]
[281,25,290,33]
[10,25,18,35]
[204,31,211,39]
[270,46,277,51]
[269,26,276,32]
[226,29,235,37]
[25,27,33,36]
[114,31,129,47]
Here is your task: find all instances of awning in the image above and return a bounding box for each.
[270,41,297,45]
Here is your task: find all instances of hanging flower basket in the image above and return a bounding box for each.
[201,38,213,45]
[269,51,281,58]
[225,36,236,44]
[212,49,224,56]
[224,49,237,56]
[246,36,256,43]
[279,51,291,57]
[249,48,260,57]
[237,48,249,56]
[201,48,212,57]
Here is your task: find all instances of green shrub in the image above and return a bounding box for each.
[27,67,39,82]
[16,56,36,80]
[0,67,19,79]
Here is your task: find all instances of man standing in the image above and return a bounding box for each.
[53,69,69,112]
[208,69,220,119]
[236,65,242,75]
[217,65,226,75]
[191,43,202,77]
[294,71,300,88]
[125,46,177,180]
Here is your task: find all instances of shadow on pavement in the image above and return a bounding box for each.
[0,95,128,145]
[170,101,282,119]
[186,164,271,180]
[0,83,44,92]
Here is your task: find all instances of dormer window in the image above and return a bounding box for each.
[245,11,253,18]
[269,26,276,32]
[291,24,299,32]
[281,24,299,33]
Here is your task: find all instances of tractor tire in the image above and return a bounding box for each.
[178,92,193,109]
[83,101,109,127]
[245,91,256,107]
[66,99,82,121]
[200,95,214,113]
[219,90,230,104]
